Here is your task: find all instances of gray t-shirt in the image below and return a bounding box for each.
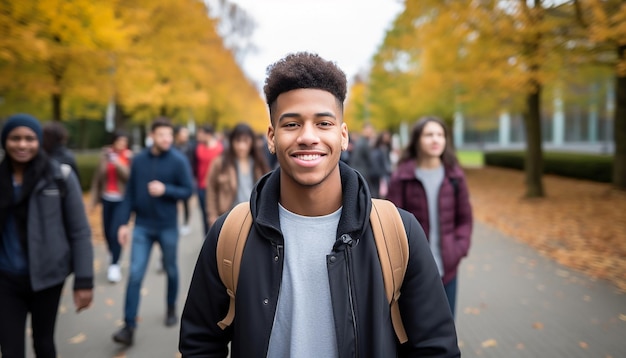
[235,160,254,205]
[266,204,341,358]
[416,165,445,277]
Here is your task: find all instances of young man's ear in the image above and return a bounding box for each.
[266,126,275,154]
[341,122,349,151]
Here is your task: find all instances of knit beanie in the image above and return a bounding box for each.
[1,113,43,150]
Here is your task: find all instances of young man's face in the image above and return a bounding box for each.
[151,126,174,153]
[267,88,348,188]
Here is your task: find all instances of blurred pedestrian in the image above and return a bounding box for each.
[387,116,473,316]
[89,131,133,283]
[174,126,195,236]
[369,130,393,198]
[350,123,377,193]
[0,113,93,357]
[42,121,80,181]
[194,125,223,237]
[112,118,193,346]
[206,123,270,227]
[257,132,278,170]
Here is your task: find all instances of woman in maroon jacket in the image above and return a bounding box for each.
[387,116,472,316]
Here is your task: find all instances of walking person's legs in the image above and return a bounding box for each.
[102,199,123,282]
[196,187,209,237]
[29,283,64,358]
[180,198,191,235]
[443,275,458,318]
[0,272,29,357]
[158,226,179,326]
[113,226,153,345]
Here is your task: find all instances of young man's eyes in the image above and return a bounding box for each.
[282,121,335,128]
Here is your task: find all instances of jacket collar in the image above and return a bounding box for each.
[250,161,371,245]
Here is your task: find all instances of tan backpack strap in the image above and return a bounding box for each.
[216,202,253,330]
[370,199,409,344]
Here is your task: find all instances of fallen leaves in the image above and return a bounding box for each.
[68,333,86,344]
[466,167,626,292]
[464,307,481,315]
[481,339,498,348]
[532,322,544,330]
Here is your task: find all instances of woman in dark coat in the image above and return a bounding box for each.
[0,114,94,357]
[387,116,473,316]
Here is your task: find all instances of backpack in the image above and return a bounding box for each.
[216,198,410,344]
[54,163,73,198]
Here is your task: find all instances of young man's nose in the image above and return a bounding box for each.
[297,122,320,145]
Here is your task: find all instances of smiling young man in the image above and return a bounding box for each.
[179,53,460,357]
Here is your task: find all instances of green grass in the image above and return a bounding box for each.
[457,150,484,168]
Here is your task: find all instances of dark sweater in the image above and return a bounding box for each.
[120,147,193,229]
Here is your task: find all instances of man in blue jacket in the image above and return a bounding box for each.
[113,118,193,346]
[179,52,460,357]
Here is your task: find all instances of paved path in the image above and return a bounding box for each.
[456,224,625,357]
[31,202,625,357]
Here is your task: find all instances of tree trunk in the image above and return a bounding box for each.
[524,84,545,197]
[50,62,63,121]
[613,44,626,190]
[79,117,88,149]
[51,92,62,121]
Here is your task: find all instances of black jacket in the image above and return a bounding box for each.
[180,162,459,357]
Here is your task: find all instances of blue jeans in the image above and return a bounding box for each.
[196,187,209,237]
[101,199,124,264]
[444,276,458,318]
[124,225,178,328]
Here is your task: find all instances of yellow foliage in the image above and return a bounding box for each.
[0,0,267,128]
[367,0,623,133]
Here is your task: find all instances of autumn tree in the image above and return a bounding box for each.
[0,0,126,121]
[570,0,626,190]
[370,1,591,198]
[109,0,267,130]
[0,0,267,135]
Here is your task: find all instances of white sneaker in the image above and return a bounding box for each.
[179,225,191,236]
[107,264,122,283]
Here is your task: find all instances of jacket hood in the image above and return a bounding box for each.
[250,161,372,247]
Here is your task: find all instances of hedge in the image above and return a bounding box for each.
[484,151,613,183]
[75,152,101,192]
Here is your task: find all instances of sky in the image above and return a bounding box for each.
[222,0,405,88]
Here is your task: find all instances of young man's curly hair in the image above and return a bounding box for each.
[263,52,347,121]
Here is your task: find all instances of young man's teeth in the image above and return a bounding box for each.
[297,154,320,161]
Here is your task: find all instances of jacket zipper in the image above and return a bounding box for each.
[150,155,157,218]
[275,243,284,264]
[345,245,359,357]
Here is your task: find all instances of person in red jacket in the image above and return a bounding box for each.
[89,131,132,283]
[387,116,473,317]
